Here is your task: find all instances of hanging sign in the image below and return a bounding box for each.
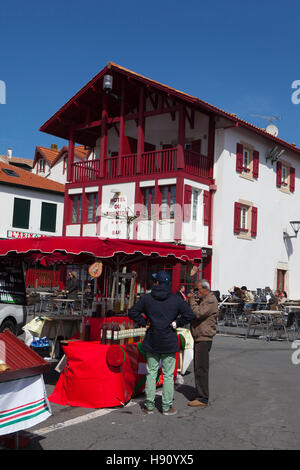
[88,262,103,278]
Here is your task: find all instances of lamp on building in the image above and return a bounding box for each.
[103,74,123,101]
[283,221,300,239]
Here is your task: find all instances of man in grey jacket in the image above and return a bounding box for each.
[187,279,218,407]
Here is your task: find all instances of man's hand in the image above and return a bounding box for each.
[187,292,194,299]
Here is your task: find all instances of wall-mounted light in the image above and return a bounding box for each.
[283,221,300,239]
[102,74,122,101]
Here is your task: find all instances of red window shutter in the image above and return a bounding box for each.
[236,143,243,173]
[203,190,210,226]
[253,150,259,178]
[234,202,241,234]
[276,161,282,187]
[184,185,192,221]
[290,167,295,192]
[251,206,258,237]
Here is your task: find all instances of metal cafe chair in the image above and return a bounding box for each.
[266,311,290,342]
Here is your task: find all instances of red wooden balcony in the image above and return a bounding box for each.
[71,148,211,183]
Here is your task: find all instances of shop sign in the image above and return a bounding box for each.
[7,230,47,239]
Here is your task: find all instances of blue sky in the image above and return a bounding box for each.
[1,0,300,159]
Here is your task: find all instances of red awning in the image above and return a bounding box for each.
[0,237,201,265]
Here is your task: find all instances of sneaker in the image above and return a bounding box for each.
[163,407,177,416]
[141,406,154,415]
[188,400,208,407]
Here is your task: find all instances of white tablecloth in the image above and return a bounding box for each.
[0,374,51,435]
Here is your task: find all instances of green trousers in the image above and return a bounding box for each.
[144,352,176,412]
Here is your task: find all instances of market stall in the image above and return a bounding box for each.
[0,236,200,409]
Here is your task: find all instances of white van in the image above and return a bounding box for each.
[0,256,27,335]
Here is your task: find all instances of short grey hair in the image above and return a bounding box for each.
[199,279,210,290]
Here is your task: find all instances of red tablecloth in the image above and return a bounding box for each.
[49,339,179,409]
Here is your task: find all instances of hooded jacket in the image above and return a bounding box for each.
[128,285,195,354]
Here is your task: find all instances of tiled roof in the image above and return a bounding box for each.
[40,62,300,156]
[0,155,34,168]
[0,160,65,193]
[37,146,60,165]
[0,330,50,382]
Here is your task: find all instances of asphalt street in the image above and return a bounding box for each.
[12,333,300,451]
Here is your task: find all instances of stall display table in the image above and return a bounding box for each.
[23,315,83,359]
[48,340,174,409]
[49,316,184,409]
[0,331,52,440]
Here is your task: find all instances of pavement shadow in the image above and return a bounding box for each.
[43,368,60,386]
[174,384,196,400]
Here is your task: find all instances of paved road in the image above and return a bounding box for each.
[5,334,300,450]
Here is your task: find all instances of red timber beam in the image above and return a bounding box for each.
[99,93,108,178]
[67,129,75,182]
[117,82,126,176]
[177,105,185,169]
[136,86,145,174]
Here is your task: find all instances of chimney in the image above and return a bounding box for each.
[7,148,12,159]
[50,144,58,151]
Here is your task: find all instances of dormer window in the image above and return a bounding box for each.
[39,159,45,173]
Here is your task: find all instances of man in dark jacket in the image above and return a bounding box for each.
[129,271,194,416]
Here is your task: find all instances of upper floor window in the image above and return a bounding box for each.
[12,198,31,229]
[63,156,68,175]
[160,185,176,219]
[141,187,155,220]
[234,200,257,240]
[276,161,295,193]
[40,202,57,232]
[87,193,98,223]
[236,143,259,179]
[71,194,82,224]
[39,159,45,173]
[192,189,199,221]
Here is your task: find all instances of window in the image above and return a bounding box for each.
[277,269,286,292]
[240,205,248,231]
[63,156,68,175]
[192,189,199,221]
[236,143,259,179]
[276,161,295,193]
[160,185,176,219]
[12,198,31,229]
[243,149,251,171]
[40,202,57,232]
[141,187,155,220]
[71,194,82,224]
[281,165,288,186]
[234,201,257,239]
[2,168,19,177]
[87,193,98,223]
[39,159,45,173]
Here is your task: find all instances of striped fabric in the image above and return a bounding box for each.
[0,375,51,435]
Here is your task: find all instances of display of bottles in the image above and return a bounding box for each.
[100,321,146,345]
[112,323,120,345]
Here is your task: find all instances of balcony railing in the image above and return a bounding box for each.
[71,148,211,183]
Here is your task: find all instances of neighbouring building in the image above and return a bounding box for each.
[0,159,65,239]
[38,62,300,297]
[0,148,33,172]
[33,144,92,184]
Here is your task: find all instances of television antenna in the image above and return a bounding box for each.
[248,114,282,136]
